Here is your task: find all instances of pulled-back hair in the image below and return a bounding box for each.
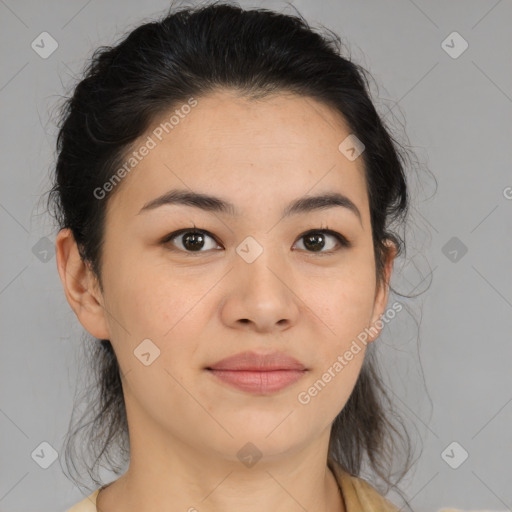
[46,2,425,508]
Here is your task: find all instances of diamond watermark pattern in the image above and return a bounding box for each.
[32,236,55,263]
[441,31,468,59]
[237,442,263,468]
[441,441,469,469]
[31,32,58,59]
[134,338,161,366]
[236,236,263,264]
[31,441,58,469]
[442,236,468,263]
[338,134,365,161]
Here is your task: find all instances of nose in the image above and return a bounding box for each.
[219,249,301,334]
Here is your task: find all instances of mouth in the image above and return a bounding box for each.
[205,350,308,395]
[206,368,308,395]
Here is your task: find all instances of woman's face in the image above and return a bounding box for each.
[60,89,394,465]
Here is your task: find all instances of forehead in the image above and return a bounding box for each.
[106,90,369,221]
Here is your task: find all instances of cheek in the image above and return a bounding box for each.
[306,266,376,344]
[296,337,366,429]
[105,269,204,399]
[110,249,205,332]
[303,256,375,411]
[101,255,203,376]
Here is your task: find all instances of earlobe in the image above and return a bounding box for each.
[55,228,111,340]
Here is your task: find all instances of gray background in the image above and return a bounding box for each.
[1,1,511,511]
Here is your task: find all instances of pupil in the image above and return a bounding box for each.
[183,231,204,251]
[304,233,324,251]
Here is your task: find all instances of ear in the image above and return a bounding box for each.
[55,228,111,340]
[367,239,397,343]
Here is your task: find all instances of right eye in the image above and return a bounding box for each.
[161,228,223,253]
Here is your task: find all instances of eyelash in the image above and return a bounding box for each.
[160,226,351,255]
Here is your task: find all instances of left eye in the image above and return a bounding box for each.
[162,228,349,254]
[294,229,349,253]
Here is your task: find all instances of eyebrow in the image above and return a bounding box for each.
[138,188,362,225]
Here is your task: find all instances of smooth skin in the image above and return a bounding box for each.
[56,89,396,512]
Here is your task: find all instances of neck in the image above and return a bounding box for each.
[97,448,345,512]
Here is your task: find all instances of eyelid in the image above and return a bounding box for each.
[160,228,222,250]
[300,228,351,248]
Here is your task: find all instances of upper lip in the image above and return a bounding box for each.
[207,351,307,371]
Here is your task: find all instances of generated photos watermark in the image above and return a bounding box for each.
[93,97,198,200]
[297,301,403,405]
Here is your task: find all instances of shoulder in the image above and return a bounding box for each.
[328,457,400,512]
[65,489,100,512]
[343,474,400,512]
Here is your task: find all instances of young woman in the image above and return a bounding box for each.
[48,2,418,511]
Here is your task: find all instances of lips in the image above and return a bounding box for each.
[206,351,307,371]
[206,351,308,394]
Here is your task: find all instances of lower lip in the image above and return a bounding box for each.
[207,369,307,394]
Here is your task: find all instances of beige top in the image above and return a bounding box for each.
[65,457,399,512]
